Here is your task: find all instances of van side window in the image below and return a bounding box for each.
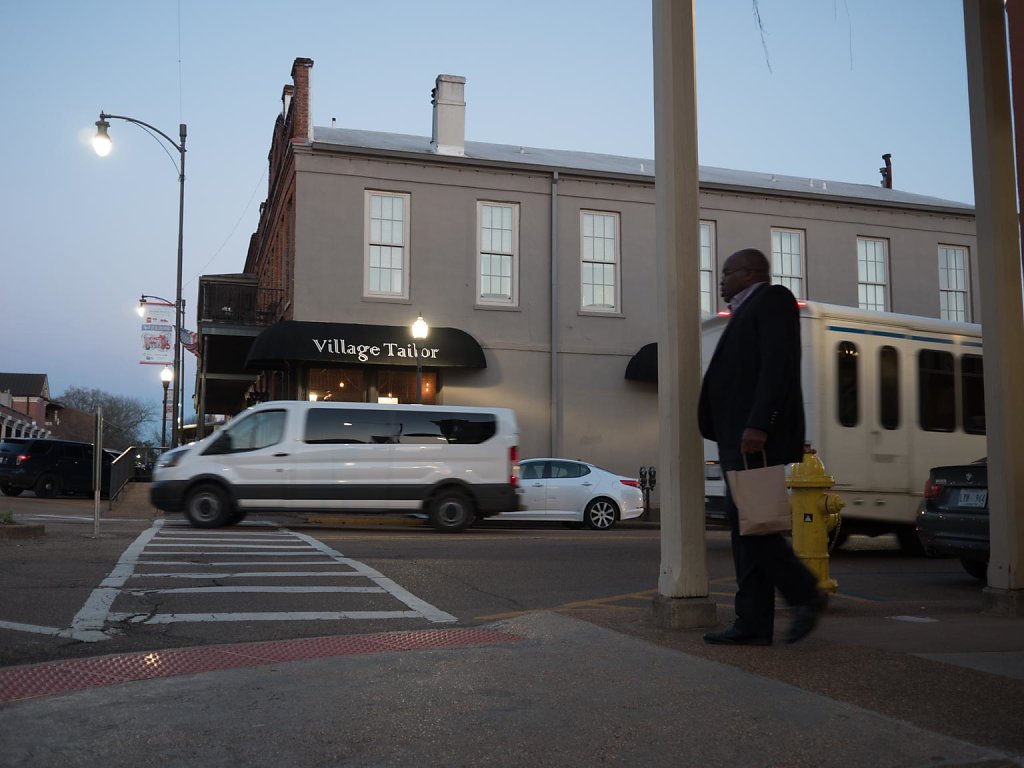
[836,341,859,427]
[395,412,498,445]
[961,354,986,435]
[208,409,286,454]
[918,350,955,432]
[879,346,900,430]
[305,408,397,444]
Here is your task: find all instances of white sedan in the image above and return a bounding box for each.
[495,458,645,530]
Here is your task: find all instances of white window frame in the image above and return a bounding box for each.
[770,227,806,299]
[476,202,519,306]
[580,210,621,313]
[857,236,890,312]
[699,220,716,315]
[364,190,411,300]
[938,244,970,322]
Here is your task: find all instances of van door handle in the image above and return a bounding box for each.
[273,453,290,457]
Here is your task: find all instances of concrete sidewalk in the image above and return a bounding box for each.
[0,611,1021,767]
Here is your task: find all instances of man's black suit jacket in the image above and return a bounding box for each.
[698,282,806,470]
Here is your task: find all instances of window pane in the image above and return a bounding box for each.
[919,350,956,432]
[879,346,899,430]
[836,341,859,427]
[961,354,986,435]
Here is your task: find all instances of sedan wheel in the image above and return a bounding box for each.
[960,558,988,581]
[584,498,619,530]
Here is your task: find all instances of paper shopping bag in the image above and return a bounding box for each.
[726,453,792,535]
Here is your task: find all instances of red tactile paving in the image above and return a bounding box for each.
[0,628,522,705]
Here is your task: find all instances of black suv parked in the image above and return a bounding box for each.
[0,438,112,498]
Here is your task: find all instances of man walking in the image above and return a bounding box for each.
[698,248,823,645]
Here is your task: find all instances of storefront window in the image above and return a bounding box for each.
[307,367,437,405]
[378,369,437,404]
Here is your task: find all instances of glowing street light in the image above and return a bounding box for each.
[411,314,429,404]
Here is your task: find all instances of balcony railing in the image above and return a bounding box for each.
[198,277,284,326]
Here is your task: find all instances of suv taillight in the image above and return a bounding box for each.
[15,454,30,466]
[510,446,519,486]
[923,477,942,499]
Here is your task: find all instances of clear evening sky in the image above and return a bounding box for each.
[1,0,974,421]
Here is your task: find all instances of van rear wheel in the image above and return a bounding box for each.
[184,484,232,528]
[429,489,474,532]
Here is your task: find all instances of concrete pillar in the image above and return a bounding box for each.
[650,0,717,628]
[963,0,1024,613]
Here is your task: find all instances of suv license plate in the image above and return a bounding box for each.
[958,489,987,508]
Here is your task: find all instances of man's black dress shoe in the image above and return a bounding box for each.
[702,626,772,646]
[784,591,827,644]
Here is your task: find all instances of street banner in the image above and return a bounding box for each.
[140,301,175,365]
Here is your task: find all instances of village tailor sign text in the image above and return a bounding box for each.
[313,338,441,363]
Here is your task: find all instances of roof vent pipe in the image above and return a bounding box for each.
[879,153,893,188]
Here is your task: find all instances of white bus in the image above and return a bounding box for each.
[703,301,985,552]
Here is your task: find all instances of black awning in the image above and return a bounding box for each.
[246,321,487,369]
[624,342,657,383]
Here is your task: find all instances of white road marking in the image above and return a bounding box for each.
[45,519,458,641]
[63,519,167,641]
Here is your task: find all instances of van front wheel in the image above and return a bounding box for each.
[185,484,232,528]
[429,490,474,532]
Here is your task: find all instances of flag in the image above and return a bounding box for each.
[181,328,200,358]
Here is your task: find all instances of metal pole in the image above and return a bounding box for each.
[172,123,187,447]
[416,354,422,404]
[161,380,169,450]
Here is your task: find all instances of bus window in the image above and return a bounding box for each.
[918,350,955,432]
[961,354,985,435]
[879,346,899,430]
[837,341,859,427]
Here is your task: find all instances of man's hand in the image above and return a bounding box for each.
[740,427,768,455]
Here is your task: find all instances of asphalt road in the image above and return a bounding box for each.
[0,489,986,670]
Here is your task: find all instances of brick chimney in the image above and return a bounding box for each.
[290,57,314,144]
[431,74,466,156]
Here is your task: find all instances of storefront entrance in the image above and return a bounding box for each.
[307,366,438,405]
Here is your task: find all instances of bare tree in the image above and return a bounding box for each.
[55,387,156,450]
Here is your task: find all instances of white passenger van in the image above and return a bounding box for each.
[703,301,985,551]
[151,401,521,532]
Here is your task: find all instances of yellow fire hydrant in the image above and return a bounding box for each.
[787,444,844,594]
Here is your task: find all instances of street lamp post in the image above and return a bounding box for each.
[411,314,429,404]
[94,112,187,447]
[159,366,174,451]
[138,294,185,442]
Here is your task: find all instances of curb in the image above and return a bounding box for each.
[0,523,46,540]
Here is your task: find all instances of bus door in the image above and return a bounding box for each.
[829,336,910,495]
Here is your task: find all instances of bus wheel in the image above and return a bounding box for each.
[429,490,474,532]
[184,484,232,528]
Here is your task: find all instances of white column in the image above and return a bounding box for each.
[964,0,1024,610]
[651,0,716,627]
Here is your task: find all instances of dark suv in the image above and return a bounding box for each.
[0,438,112,498]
